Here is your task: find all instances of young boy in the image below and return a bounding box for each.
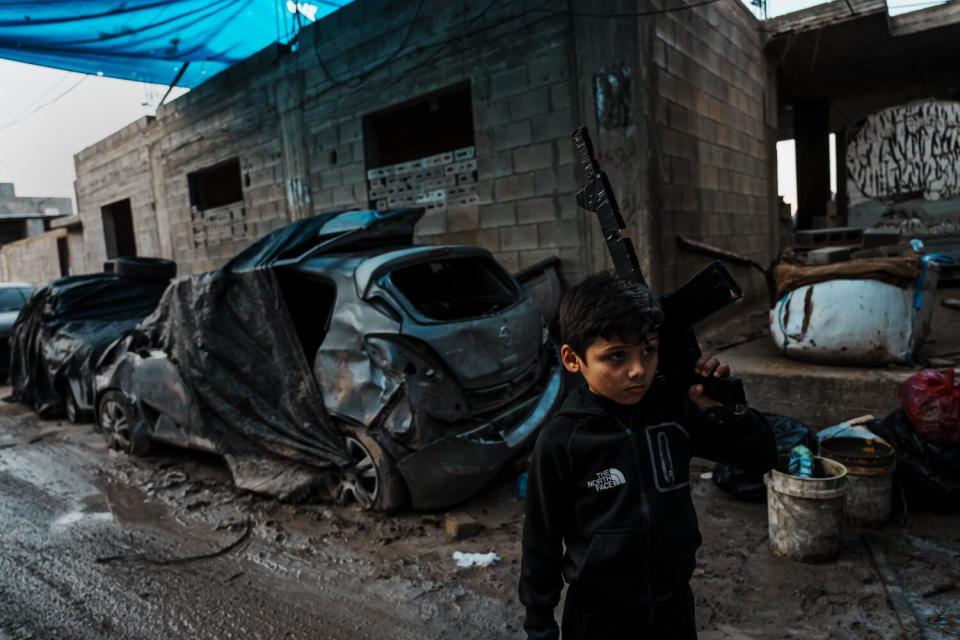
[520,272,777,640]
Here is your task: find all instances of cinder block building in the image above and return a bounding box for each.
[0,182,73,283]
[67,0,778,297]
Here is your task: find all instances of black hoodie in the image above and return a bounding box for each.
[519,382,776,634]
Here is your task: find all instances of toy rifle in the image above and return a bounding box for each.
[573,126,747,414]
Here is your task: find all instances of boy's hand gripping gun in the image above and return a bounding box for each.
[573,126,747,415]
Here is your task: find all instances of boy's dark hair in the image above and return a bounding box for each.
[559,272,664,356]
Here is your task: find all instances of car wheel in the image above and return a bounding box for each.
[97,390,151,455]
[334,426,407,512]
[113,257,177,282]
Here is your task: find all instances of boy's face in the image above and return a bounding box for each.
[560,333,659,405]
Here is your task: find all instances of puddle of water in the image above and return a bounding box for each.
[97,479,172,525]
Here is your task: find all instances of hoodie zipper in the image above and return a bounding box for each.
[614,412,657,624]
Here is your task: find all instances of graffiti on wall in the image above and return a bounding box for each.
[847,100,960,202]
[594,64,632,131]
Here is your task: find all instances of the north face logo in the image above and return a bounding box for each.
[587,468,626,492]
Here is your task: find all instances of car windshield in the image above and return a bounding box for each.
[389,257,519,321]
[0,288,29,312]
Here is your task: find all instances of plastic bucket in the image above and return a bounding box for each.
[765,457,848,563]
[819,437,896,528]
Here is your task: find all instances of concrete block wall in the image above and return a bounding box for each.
[74,116,163,274]
[0,183,72,216]
[652,0,775,296]
[296,0,582,279]
[67,0,778,292]
[0,229,65,284]
[155,46,291,274]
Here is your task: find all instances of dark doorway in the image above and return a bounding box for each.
[101,198,136,259]
[57,236,70,277]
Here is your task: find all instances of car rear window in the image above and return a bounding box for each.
[0,288,27,312]
[389,257,519,321]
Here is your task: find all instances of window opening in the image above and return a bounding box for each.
[389,257,518,322]
[188,158,243,211]
[363,83,477,212]
[101,198,137,259]
[0,288,26,312]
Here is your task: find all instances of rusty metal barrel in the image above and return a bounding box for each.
[819,437,896,528]
[765,457,849,563]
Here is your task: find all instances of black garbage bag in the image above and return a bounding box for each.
[8,273,169,417]
[870,409,960,514]
[712,413,816,502]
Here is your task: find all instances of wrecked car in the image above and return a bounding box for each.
[95,209,564,511]
[9,258,176,421]
[0,282,36,383]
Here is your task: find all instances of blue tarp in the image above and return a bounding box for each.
[0,1,351,87]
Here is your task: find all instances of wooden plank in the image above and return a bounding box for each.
[863,534,927,640]
[764,0,886,39]
[890,2,960,36]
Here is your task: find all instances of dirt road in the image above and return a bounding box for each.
[1,394,957,639]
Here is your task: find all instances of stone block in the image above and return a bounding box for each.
[490,66,530,101]
[475,179,494,205]
[513,142,554,173]
[416,209,447,235]
[556,138,574,166]
[495,250,520,272]
[339,119,362,144]
[477,151,514,179]
[480,202,516,228]
[474,99,512,129]
[549,82,571,111]
[534,167,557,196]
[517,197,556,224]
[313,126,338,150]
[500,224,538,251]
[519,248,557,269]
[448,228,499,251]
[510,87,550,122]
[447,205,480,232]
[528,54,569,86]
[531,109,574,143]
[538,220,580,249]
[341,162,366,185]
[490,120,532,152]
[558,197,580,220]
[494,173,536,201]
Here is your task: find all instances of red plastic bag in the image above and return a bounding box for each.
[899,369,960,445]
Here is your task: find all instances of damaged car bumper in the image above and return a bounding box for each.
[397,364,563,510]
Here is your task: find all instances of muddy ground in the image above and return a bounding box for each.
[1,391,958,639]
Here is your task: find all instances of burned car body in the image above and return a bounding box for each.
[9,259,174,421]
[96,209,563,510]
[0,282,36,382]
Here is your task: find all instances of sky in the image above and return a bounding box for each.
[0,0,947,214]
[0,59,188,209]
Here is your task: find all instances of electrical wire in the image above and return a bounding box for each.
[310,0,430,93]
[0,76,87,132]
[298,0,720,122]
[6,71,74,121]
[537,0,722,18]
